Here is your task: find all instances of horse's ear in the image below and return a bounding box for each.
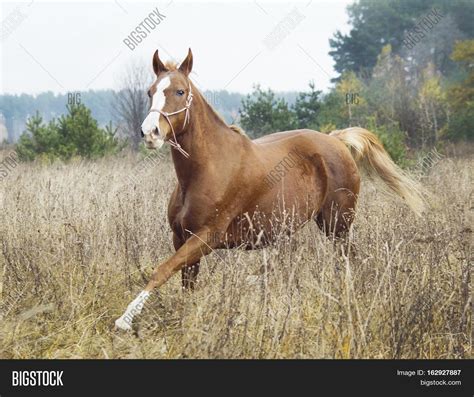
[178,48,193,76]
[153,50,168,76]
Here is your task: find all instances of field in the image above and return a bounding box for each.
[0,147,471,359]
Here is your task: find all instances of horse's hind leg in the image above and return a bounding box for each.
[173,233,200,290]
[316,192,358,256]
[316,201,355,239]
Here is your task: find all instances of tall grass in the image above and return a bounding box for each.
[0,149,471,358]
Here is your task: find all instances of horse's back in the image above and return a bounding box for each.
[253,128,320,144]
[252,129,355,171]
[253,129,349,155]
[252,128,360,210]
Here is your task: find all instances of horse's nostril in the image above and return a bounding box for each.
[140,129,145,138]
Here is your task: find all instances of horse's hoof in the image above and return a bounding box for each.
[115,317,132,331]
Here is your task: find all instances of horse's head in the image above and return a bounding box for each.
[141,49,194,150]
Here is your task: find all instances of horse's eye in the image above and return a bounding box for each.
[147,90,152,98]
[176,90,185,96]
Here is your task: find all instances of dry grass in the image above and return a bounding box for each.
[0,148,471,359]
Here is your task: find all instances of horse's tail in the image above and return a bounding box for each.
[330,127,425,215]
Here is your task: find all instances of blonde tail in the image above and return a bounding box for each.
[330,127,425,215]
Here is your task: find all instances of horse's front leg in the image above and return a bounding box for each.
[114,228,216,331]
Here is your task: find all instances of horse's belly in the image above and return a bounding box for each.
[210,169,322,248]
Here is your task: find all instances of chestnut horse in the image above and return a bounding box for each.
[115,49,424,330]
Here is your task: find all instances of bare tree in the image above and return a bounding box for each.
[114,60,152,149]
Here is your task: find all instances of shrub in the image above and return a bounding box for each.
[16,104,123,161]
[365,116,408,166]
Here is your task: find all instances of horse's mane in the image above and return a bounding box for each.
[196,89,247,136]
[228,125,247,136]
[165,61,178,70]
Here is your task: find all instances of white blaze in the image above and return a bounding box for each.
[141,76,171,142]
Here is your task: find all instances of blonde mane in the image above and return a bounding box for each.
[165,61,178,70]
[229,125,247,136]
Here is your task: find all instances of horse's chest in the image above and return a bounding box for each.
[168,193,219,235]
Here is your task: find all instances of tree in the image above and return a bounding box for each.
[114,60,152,149]
[329,0,419,78]
[401,15,465,77]
[16,104,122,161]
[335,71,367,127]
[292,82,322,129]
[365,45,420,145]
[446,39,474,140]
[329,0,474,79]
[239,86,296,138]
[16,112,58,161]
[317,90,347,131]
[417,63,447,146]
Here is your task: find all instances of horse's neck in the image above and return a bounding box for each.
[171,93,238,190]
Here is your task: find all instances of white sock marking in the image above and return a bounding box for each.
[115,290,151,331]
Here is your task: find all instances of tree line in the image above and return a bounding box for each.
[240,0,473,161]
[3,0,473,164]
[240,38,473,163]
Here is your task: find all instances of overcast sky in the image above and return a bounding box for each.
[1,0,352,95]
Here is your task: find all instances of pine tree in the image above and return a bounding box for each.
[16,104,121,161]
[239,86,296,138]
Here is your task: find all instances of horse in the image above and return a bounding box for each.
[115,49,424,331]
